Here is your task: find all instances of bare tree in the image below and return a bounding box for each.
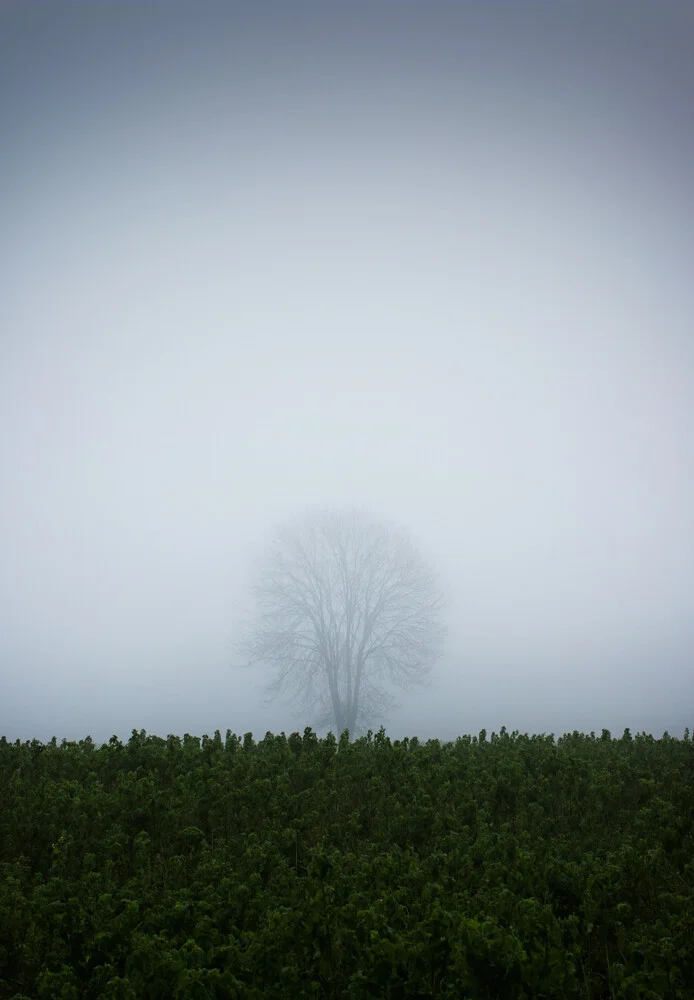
[236,508,446,736]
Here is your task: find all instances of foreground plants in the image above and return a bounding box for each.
[1,726,692,999]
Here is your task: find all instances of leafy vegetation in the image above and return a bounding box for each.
[1,726,692,998]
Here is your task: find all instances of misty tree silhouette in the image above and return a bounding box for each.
[235,507,446,737]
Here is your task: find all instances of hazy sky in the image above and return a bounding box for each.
[2,2,693,742]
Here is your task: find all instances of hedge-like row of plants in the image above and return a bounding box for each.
[1,726,692,998]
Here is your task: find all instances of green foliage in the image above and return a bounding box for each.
[1,727,693,998]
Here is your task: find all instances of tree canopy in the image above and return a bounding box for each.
[236,508,446,735]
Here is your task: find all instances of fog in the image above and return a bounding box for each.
[2,2,693,744]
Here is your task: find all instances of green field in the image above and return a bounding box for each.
[1,727,692,999]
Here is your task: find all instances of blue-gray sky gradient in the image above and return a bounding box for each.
[1,2,693,742]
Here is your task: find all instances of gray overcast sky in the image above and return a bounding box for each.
[1,1,693,742]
